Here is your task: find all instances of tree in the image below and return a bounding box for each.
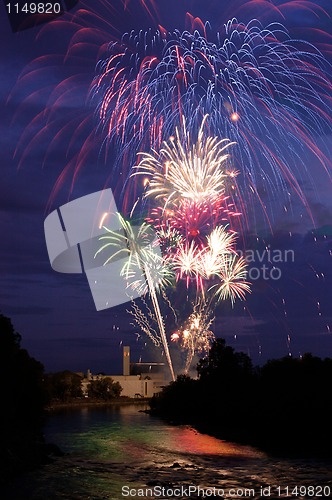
[0,313,49,483]
[150,374,198,420]
[195,339,256,434]
[46,370,83,401]
[150,337,332,456]
[197,338,253,382]
[87,377,122,400]
[256,354,332,454]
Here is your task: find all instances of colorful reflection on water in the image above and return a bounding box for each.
[46,404,263,462]
[163,426,263,457]
[4,403,332,500]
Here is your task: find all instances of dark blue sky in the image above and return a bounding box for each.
[1,0,332,376]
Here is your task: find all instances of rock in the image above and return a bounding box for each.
[170,462,181,468]
[44,442,65,458]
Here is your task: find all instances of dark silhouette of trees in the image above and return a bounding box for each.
[150,374,198,421]
[197,339,253,381]
[197,339,257,441]
[256,354,332,455]
[151,339,332,456]
[87,377,122,400]
[46,370,84,402]
[0,313,49,484]
[151,340,256,441]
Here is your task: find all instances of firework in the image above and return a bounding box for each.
[130,114,250,374]
[207,226,237,258]
[147,197,241,246]
[96,214,174,294]
[13,1,332,223]
[133,116,235,206]
[127,299,162,348]
[135,116,242,244]
[171,240,204,290]
[200,226,237,278]
[95,213,176,381]
[26,0,331,373]
[91,122,250,375]
[209,254,251,305]
[171,300,215,374]
[94,20,332,219]
[166,225,250,305]
[94,197,249,374]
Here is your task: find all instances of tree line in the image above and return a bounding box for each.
[45,370,122,402]
[151,338,332,456]
[0,313,121,486]
[0,313,48,485]
[2,306,332,485]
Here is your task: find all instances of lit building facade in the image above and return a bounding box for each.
[82,346,167,398]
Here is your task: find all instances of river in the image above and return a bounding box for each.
[4,403,332,499]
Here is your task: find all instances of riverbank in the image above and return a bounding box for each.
[4,403,332,500]
[47,396,151,411]
[148,344,332,459]
[3,399,150,487]
[148,405,332,459]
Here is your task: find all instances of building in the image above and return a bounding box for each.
[82,346,168,398]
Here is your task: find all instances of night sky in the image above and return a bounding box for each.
[1,0,332,376]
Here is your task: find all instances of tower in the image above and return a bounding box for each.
[123,346,130,376]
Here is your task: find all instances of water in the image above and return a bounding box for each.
[4,403,332,499]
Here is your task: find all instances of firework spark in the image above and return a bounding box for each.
[199,226,237,278]
[95,213,176,380]
[147,197,240,245]
[171,300,215,374]
[94,20,332,220]
[135,115,242,246]
[131,114,250,375]
[133,115,235,206]
[25,0,330,374]
[127,299,162,347]
[12,2,332,225]
[170,240,204,290]
[209,254,251,305]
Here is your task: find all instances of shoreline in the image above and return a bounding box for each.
[46,397,151,412]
